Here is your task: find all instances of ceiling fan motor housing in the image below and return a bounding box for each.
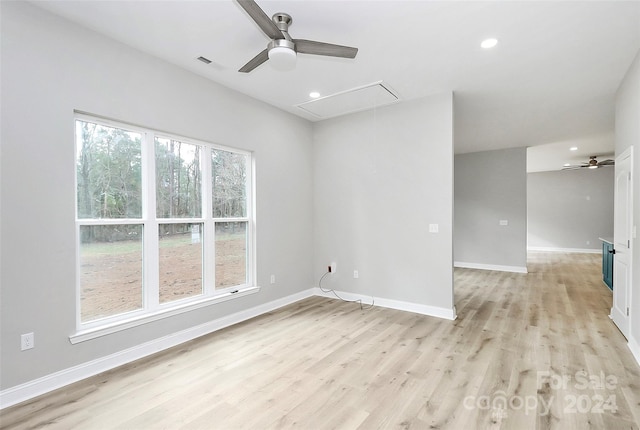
[268,38,295,52]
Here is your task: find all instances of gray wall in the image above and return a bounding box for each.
[528,168,614,250]
[454,148,528,270]
[313,95,454,311]
[615,49,640,357]
[1,2,314,389]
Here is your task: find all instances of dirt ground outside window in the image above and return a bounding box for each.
[80,232,246,322]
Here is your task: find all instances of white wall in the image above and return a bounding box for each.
[313,95,454,314]
[1,2,313,390]
[615,49,640,364]
[454,148,528,272]
[528,168,614,251]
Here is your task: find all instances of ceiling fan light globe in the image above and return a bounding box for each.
[588,165,598,169]
[268,46,297,71]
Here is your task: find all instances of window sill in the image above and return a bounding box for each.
[69,286,260,344]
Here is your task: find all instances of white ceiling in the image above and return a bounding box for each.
[31,0,640,171]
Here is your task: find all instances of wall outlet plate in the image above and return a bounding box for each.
[21,332,34,351]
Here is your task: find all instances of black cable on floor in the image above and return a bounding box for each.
[318,271,374,310]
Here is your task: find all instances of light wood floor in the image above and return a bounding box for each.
[2,252,639,429]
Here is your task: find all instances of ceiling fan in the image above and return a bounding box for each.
[562,156,615,170]
[235,0,358,73]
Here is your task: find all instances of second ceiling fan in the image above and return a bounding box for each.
[236,0,358,73]
[563,155,615,170]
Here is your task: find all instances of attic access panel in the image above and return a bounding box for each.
[296,82,399,119]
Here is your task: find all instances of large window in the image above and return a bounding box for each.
[75,115,254,331]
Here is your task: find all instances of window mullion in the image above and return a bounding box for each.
[202,145,215,294]
[247,154,255,287]
[144,132,160,310]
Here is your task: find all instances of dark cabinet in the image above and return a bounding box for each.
[602,241,613,290]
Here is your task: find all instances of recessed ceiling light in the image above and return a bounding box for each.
[309,91,320,99]
[570,146,578,151]
[480,38,498,49]
[563,163,571,167]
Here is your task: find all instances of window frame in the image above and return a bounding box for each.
[72,113,257,343]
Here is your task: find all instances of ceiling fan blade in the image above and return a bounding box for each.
[294,39,358,58]
[563,163,589,170]
[236,0,284,40]
[239,49,269,73]
[598,159,615,166]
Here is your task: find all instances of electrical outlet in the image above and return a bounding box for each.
[353,270,359,279]
[270,274,276,284]
[330,262,337,273]
[21,332,34,351]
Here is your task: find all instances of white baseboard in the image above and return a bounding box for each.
[628,334,640,368]
[527,247,601,254]
[454,261,528,274]
[314,288,457,320]
[0,288,315,410]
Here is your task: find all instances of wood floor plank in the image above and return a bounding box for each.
[1,252,639,429]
